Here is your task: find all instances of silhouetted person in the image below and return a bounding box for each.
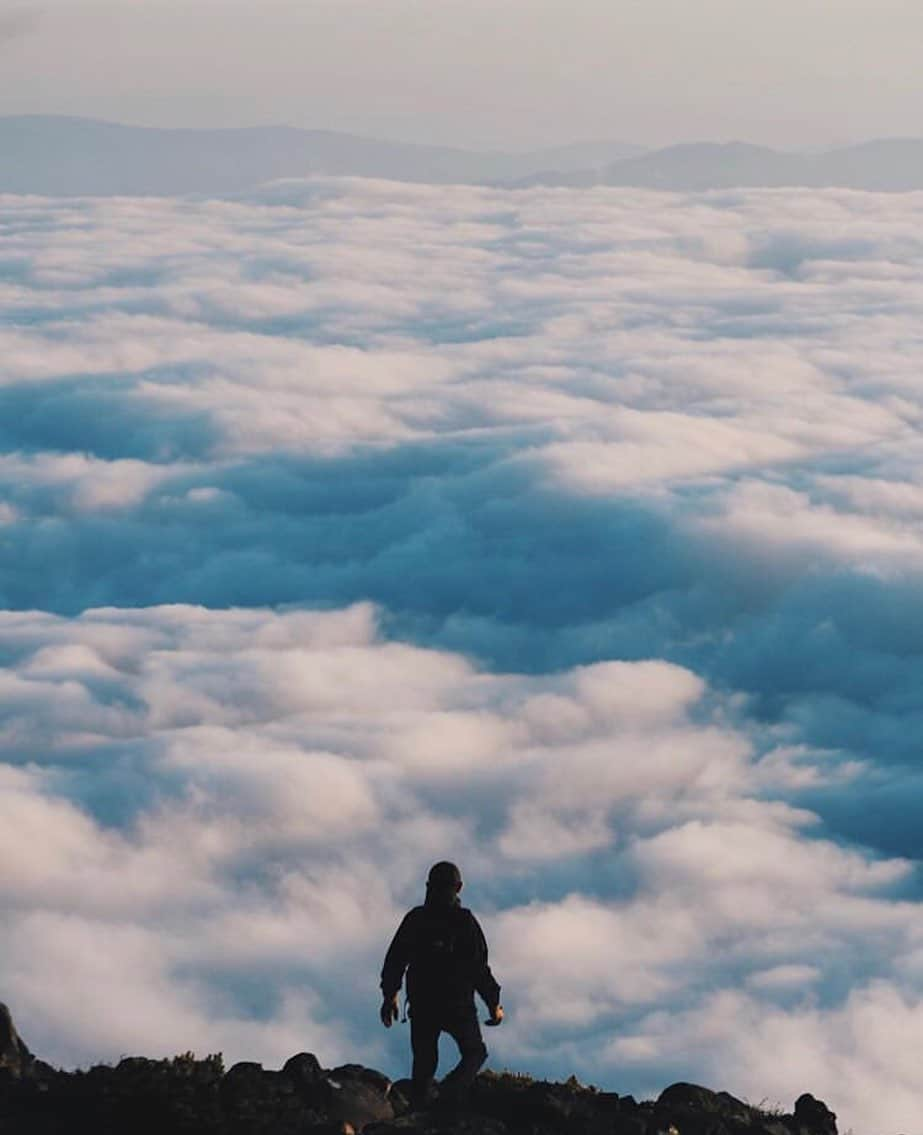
[380,861,503,1109]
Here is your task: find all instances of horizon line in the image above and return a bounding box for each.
[4,112,923,157]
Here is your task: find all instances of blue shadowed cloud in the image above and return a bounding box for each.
[0,376,219,461]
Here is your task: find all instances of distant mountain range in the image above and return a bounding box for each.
[521,138,923,191]
[2,116,923,194]
[0,116,643,195]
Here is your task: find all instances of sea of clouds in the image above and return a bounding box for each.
[3,179,923,1133]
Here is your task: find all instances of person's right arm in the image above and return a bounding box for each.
[380,911,416,1026]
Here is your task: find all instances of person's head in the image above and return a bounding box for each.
[426,861,462,904]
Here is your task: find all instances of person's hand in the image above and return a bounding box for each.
[380,994,400,1028]
[484,1004,504,1027]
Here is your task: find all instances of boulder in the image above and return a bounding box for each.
[223,1060,265,1088]
[332,1064,392,1095]
[324,1065,395,1131]
[654,1082,806,1135]
[467,1069,636,1135]
[0,1003,32,1078]
[791,1093,837,1135]
[283,1052,325,1090]
[282,1051,327,1106]
[388,1078,413,1116]
[221,1060,295,1110]
[657,1082,752,1121]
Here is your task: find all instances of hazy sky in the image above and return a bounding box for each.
[2,0,923,148]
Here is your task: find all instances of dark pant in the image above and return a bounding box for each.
[410,1001,487,1107]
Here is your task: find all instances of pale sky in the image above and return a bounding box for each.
[2,0,922,151]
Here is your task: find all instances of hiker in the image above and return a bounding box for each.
[380,861,503,1108]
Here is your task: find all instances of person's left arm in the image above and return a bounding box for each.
[468,913,503,1022]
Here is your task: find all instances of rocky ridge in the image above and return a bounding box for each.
[0,1003,839,1135]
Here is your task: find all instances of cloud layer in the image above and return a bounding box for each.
[2,603,920,1134]
[4,180,923,1132]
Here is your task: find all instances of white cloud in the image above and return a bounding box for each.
[746,964,821,990]
[0,603,920,1133]
[0,452,191,511]
[606,984,923,1134]
[4,181,923,1132]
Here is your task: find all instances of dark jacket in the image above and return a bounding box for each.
[380,895,501,1012]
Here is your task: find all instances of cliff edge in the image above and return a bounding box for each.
[0,1004,839,1135]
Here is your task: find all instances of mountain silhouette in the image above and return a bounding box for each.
[0,116,641,195]
[523,138,923,191]
[0,1003,842,1135]
[4,117,923,194]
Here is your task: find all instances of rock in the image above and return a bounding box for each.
[282,1051,328,1107]
[324,1065,395,1131]
[467,1069,635,1135]
[386,1075,413,1103]
[0,1026,845,1135]
[657,1082,752,1121]
[792,1093,837,1135]
[0,1003,32,1078]
[283,1052,325,1090]
[332,1064,392,1095]
[387,1078,413,1116]
[222,1060,284,1110]
[654,1081,809,1135]
[225,1060,265,1080]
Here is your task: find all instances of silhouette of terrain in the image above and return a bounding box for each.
[518,138,923,191]
[4,116,923,194]
[0,116,642,195]
[0,1004,841,1135]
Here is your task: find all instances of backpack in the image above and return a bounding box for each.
[407,905,476,1002]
